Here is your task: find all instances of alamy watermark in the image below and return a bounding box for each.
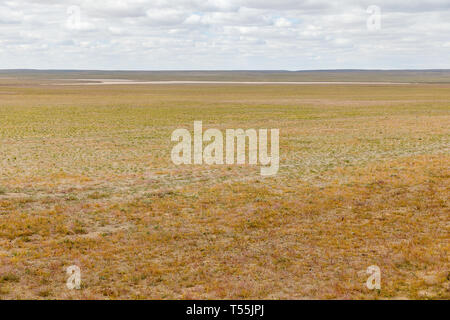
[366,265,381,290]
[171,121,280,176]
[66,6,82,30]
[66,265,81,290]
[366,5,381,31]
[66,5,93,31]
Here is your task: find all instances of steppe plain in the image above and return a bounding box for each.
[0,70,448,299]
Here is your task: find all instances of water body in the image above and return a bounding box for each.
[54,79,415,85]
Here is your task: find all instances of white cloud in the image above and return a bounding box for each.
[146,8,187,25]
[0,0,449,69]
[274,18,292,28]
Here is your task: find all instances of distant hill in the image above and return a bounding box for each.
[1,69,450,83]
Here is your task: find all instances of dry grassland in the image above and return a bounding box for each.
[0,82,449,299]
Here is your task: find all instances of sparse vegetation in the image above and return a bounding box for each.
[0,78,448,299]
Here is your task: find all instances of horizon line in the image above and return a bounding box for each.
[1,68,450,72]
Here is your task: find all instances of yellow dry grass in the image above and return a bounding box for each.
[0,83,449,299]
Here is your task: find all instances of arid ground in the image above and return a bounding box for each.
[0,75,448,299]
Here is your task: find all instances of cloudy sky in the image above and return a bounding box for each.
[0,0,449,70]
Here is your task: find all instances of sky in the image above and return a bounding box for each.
[0,0,449,70]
